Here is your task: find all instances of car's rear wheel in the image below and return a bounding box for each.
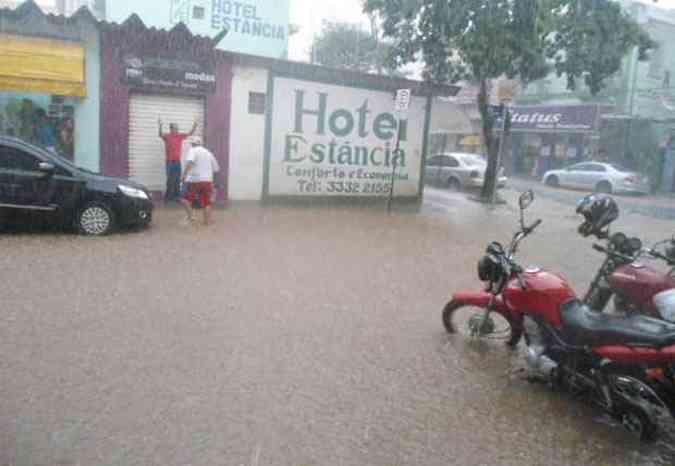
[596,181,613,194]
[545,175,559,187]
[78,202,115,236]
[446,177,461,191]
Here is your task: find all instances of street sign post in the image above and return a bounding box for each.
[492,100,511,204]
[388,89,411,213]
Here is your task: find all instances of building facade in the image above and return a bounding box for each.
[0,0,101,171]
[99,15,232,199]
[102,0,292,59]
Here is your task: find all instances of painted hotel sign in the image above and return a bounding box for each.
[266,76,428,198]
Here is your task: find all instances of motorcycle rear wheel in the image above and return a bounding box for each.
[442,301,522,347]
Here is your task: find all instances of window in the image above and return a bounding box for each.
[426,156,442,167]
[570,163,590,172]
[441,156,459,168]
[461,155,483,167]
[248,92,266,114]
[0,146,38,171]
[587,164,607,173]
[193,6,205,19]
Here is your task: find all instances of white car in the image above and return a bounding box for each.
[542,162,650,195]
[425,152,508,190]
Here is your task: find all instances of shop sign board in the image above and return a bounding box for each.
[508,105,601,132]
[122,55,216,95]
[266,77,427,198]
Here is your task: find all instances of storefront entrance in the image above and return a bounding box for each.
[128,94,205,191]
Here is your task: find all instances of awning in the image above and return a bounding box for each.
[0,34,86,97]
[506,105,609,133]
[460,135,481,146]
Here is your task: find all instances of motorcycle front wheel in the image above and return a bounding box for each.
[442,301,522,347]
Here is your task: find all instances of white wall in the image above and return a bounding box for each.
[228,65,268,200]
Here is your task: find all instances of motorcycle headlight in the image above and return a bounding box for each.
[118,185,149,200]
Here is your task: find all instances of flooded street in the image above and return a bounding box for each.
[2,190,675,466]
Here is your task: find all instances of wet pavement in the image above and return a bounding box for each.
[507,176,675,221]
[2,192,675,466]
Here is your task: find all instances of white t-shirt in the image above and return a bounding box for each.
[184,146,220,183]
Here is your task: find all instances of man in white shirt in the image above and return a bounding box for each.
[180,137,220,225]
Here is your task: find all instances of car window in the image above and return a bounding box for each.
[587,164,607,172]
[609,163,628,172]
[427,156,441,167]
[568,163,590,172]
[461,155,483,166]
[0,145,38,171]
[442,156,459,168]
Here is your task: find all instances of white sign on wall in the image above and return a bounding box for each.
[394,88,411,113]
[267,77,426,197]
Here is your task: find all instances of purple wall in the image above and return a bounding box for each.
[100,21,232,199]
[207,62,232,202]
[100,44,130,178]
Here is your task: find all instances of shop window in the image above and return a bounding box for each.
[193,6,205,20]
[0,94,75,160]
[248,92,266,114]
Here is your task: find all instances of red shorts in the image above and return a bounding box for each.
[183,182,214,207]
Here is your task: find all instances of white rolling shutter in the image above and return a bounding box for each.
[128,94,204,191]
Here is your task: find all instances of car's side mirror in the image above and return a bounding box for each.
[519,190,534,210]
[38,161,56,175]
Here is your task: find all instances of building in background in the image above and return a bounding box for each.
[101,0,292,59]
[55,0,105,19]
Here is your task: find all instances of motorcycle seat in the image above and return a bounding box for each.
[560,300,675,348]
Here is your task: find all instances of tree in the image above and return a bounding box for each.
[311,21,402,75]
[364,0,654,201]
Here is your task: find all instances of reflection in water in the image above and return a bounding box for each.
[438,332,675,466]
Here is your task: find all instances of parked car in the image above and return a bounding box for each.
[542,162,650,195]
[425,152,508,190]
[0,136,153,235]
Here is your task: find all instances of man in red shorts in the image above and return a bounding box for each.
[180,136,220,226]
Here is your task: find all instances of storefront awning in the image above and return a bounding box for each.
[506,105,607,133]
[460,135,481,146]
[0,34,86,97]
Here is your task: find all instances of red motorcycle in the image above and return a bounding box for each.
[583,233,675,322]
[442,191,675,440]
[576,194,675,322]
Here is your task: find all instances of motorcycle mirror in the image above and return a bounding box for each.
[519,190,534,211]
[627,237,643,254]
[610,232,627,248]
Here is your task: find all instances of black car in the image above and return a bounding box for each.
[0,136,153,235]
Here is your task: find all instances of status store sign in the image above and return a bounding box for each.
[267,77,426,197]
[122,55,216,95]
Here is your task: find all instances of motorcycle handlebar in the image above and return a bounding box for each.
[648,248,675,266]
[593,243,634,263]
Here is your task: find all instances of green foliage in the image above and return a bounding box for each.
[547,0,655,95]
[364,0,655,199]
[311,22,403,75]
